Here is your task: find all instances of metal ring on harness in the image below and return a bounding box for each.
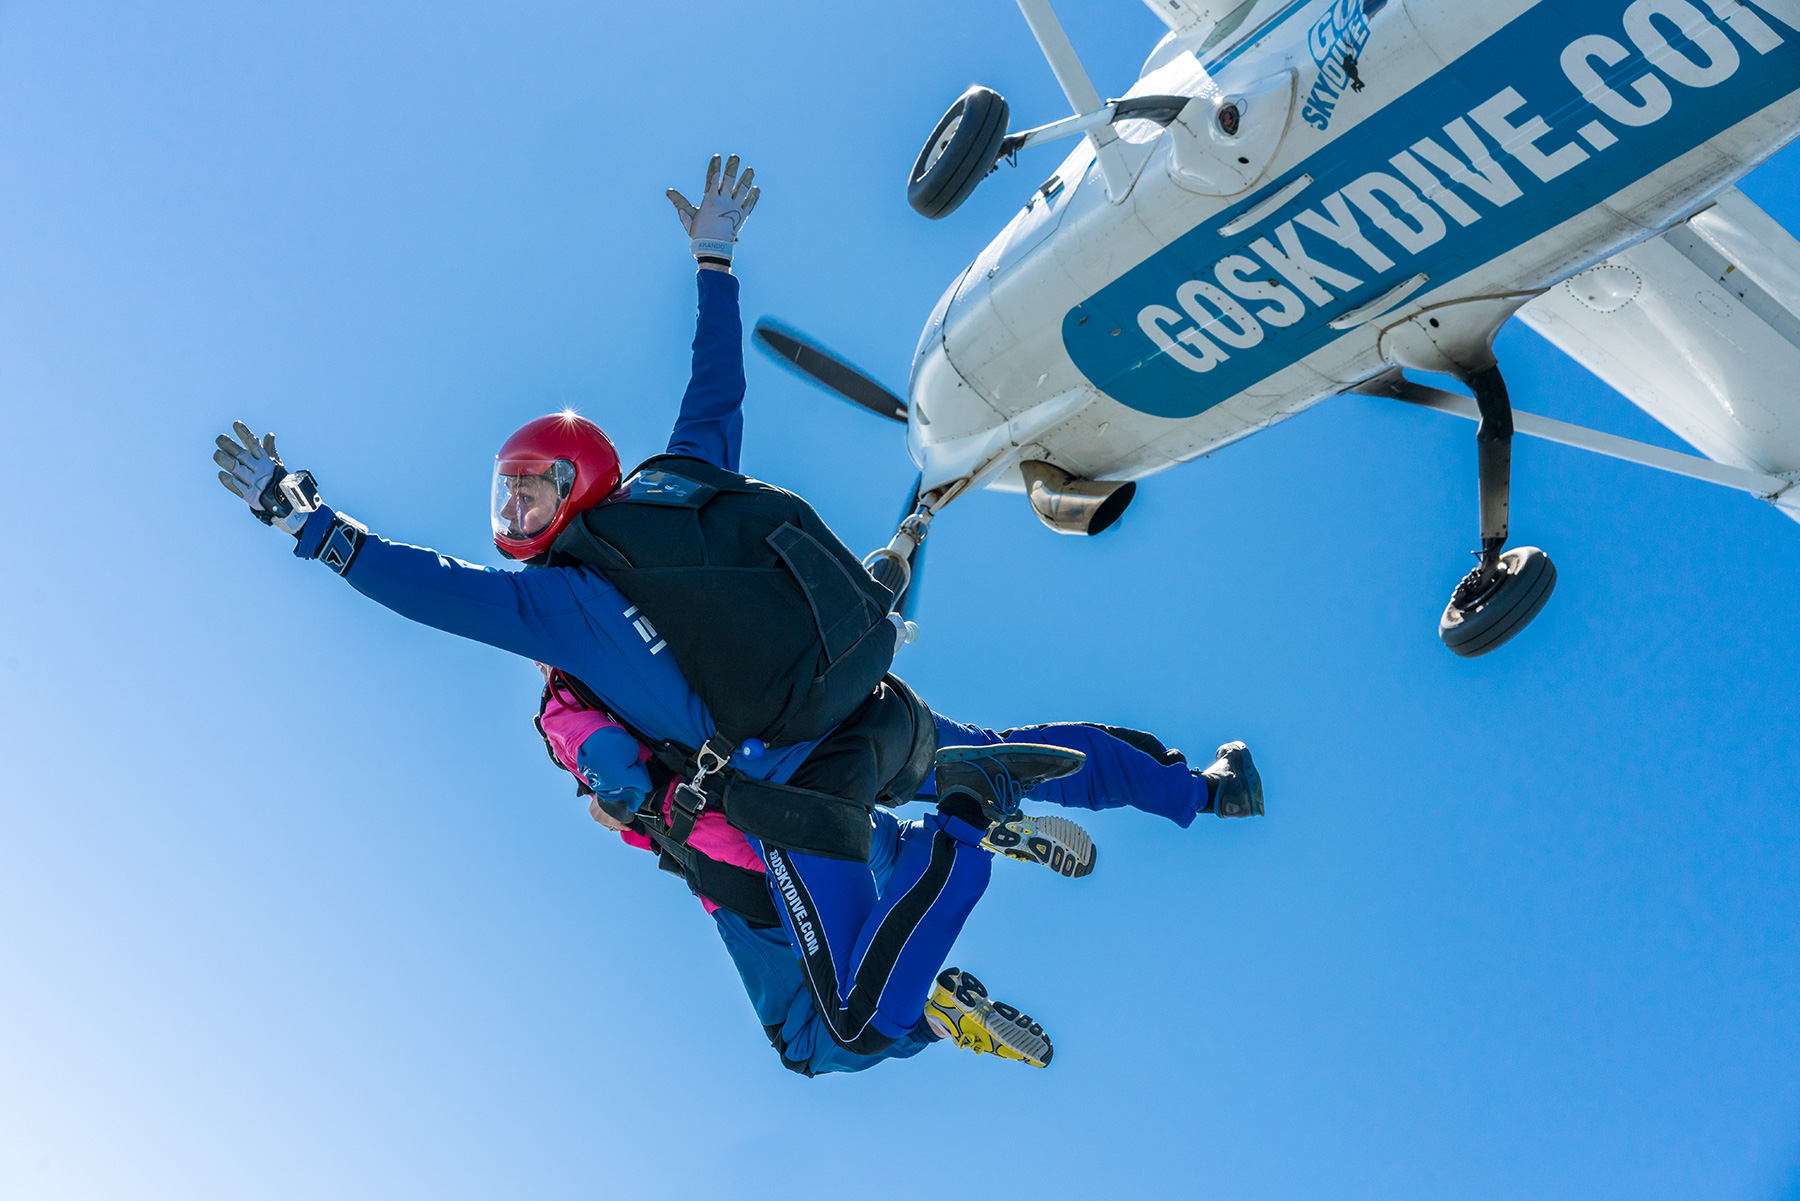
[692,739,731,781]
[668,734,737,843]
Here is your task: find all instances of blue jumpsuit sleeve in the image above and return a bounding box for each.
[290,505,715,750]
[663,269,745,472]
[573,726,653,812]
[302,517,604,665]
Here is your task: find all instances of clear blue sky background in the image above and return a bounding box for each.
[2,2,1798,1198]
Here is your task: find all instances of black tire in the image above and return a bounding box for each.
[908,86,1010,219]
[1438,546,1557,658]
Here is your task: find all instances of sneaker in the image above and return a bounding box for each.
[935,744,1086,823]
[1202,741,1264,818]
[924,968,1053,1068]
[982,812,1097,878]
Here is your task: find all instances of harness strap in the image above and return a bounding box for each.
[540,670,808,917]
[553,668,877,861]
[665,734,736,846]
[716,773,875,862]
[552,669,697,773]
[628,800,781,928]
[554,673,878,860]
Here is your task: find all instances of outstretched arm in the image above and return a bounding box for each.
[663,154,760,473]
[277,503,715,750]
[664,269,746,471]
[215,424,712,747]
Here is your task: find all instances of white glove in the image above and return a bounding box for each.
[214,421,320,537]
[666,154,760,261]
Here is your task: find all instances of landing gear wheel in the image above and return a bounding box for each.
[1438,546,1557,658]
[908,86,1010,219]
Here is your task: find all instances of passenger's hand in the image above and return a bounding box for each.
[589,796,630,831]
[214,421,320,537]
[667,153,759,264]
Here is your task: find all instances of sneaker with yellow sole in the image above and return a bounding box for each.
[980,813,1097,878]
[924,968,1053,1067]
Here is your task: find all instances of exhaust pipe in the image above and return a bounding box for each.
[1020,460,1136,536]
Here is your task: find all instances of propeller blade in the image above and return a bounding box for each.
[897,473,927,622]
[752,318,908,423]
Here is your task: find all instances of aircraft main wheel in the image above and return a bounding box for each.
[908,86,1010,219]
[1438,546,1557,658]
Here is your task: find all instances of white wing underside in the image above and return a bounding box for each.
[1518,187,1800,522]
[1138,0,1220,39]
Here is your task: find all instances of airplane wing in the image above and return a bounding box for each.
[1139,0,1266,50]
[1517,187,1800,522]
[1140,0,1220,38]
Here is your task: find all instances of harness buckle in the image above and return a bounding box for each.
[670,780,708,821]
[692,739,732,782]
[666,735,738,844]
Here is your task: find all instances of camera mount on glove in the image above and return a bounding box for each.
[214,421,321,537]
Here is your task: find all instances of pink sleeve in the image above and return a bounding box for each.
[538,684,647,775]
[648,785,767,876]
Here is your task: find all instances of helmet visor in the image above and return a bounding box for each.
[492,458,575,543]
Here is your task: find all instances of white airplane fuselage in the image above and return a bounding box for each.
[907,0,1800,501]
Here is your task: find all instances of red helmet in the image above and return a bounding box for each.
[491,412,622,560]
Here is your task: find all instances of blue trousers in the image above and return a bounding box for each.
[925,715,1211,827]
[719,714,1212,1075]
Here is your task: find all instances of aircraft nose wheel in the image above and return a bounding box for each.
[1439,546,1557,657]
[1438,365,1557,658]
[908,85,1010,219]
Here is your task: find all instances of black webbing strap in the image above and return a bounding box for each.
[545,670,794,922]
[552,669,876,862]
[630,806,781,927]
[664,734,736,847]
[664,784,703,847]
[552,667,720,851]
[553,670,698,776]
[717,773,875,862]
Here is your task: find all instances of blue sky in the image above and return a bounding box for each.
[2,2,1798,1199]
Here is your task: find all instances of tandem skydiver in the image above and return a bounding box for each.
[213,155,1264,1073]
[535,663,1254,1075]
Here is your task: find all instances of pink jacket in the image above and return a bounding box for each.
[537,678,765,914]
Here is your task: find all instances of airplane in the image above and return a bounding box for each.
[754,0,1800,657]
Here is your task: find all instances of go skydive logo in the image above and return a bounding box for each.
[1301,0,1376,130]
[1060,0,1800,420]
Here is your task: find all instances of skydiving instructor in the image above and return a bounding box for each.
[213,154,1264,1074]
